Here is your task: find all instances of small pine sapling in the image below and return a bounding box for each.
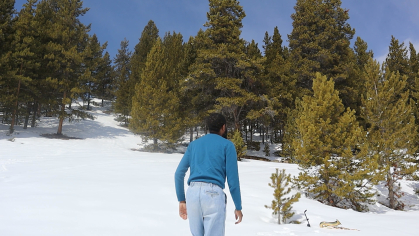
[264,143,270,157]
[229,130,247,161]
[265,168,301,224]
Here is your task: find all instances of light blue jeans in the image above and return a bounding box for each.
[186,182,226,236]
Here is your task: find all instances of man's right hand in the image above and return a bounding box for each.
[234,210,243,224]
[179,201,187,220]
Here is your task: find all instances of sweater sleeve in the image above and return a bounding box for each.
[174,147,190,202]
[225,142,242,210]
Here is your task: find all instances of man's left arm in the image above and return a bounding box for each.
[225,143,242,212]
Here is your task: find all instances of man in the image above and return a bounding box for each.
[175,113,243,236]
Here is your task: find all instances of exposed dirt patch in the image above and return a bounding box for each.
[241,155,271,162]
[41,133,83,140]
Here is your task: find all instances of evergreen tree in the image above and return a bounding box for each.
[409,43,419,150]
[130,34,185,149]
[188,0,262,130]
[262,27,295,143]
[113,38,132,125]
[127,20,159,116]
[408,43,419,98]
[94,51,114,107]
[293,72,378,211]
[361,58,418,210]
[351,36,374,124]
[180,32,213,141]
[83,34,107,110]
[288,0,355,108]
[0,0,16,125]
[265,169,301,224]
[38,0,93,135]
[409,43,419,80]
[229,129,246,161]
[385,36,409,77]
[7,0,41,133]
[354,36,374,69]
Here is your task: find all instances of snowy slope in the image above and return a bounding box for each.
[1,102,418,236]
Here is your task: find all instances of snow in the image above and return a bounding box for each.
[1,101,418,235]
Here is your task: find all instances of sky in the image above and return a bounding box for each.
[13,0,419,64]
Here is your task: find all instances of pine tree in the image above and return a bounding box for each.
[409,43,419,83]
[82,34,108,110]
[94,51,114,107]
[385,36,409,77]
[0,0,16,125]
[351,36,374,125]
[188,0,262,130]
[354,37,374,69]
[409,43,419,150]
[113,38,132,125]
[228,129,246,161]
[6,0,42,133]
[127,20,159,116]
[361,58,418,210]
[265,169,301,224]
[288,0,355,107]
[37,0,93,135]
[262,27,295,144]
[180,32,213,141]
[293,72,378,211]
[130,34,185,150]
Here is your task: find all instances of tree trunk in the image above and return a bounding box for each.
[87,92,91,110]
[250,122,253,142]
[244,120,248,142]
[10,79,21,134]
[23,102,31,129]
[387,171,395,209]
[189,127,193,142]
[31,102,39,127]
[261,125,265,144]
[278,208,281,224]
[57,91,67,135]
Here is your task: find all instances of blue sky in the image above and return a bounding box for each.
[14,0,419,63]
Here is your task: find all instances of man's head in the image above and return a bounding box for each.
[206,113,226,136]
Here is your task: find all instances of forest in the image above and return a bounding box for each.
[1,0,418,212]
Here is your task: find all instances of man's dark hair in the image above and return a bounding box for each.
[206,113,226,133]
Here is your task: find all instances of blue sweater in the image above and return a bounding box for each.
[175,133,242,210]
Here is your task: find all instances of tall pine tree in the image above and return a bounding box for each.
[8,0,40,133]
[188,0,262,131]
[126,20,159,116]
[293,73,378,211]
[113,38,132,125]
[130,33,185,149]
[82,34,108,110]
[288,0,356,109]
[385,36,409,77]
[262,27,295,143]
[361,58,417,210]
[38,0,92,135]
[0,0,16,125]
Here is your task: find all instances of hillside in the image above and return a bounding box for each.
[1,101,418,236]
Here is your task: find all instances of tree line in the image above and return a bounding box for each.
[1,0,418,211]
[115,0,419,212]
[0,0,113,135]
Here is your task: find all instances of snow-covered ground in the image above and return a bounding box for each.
[1,101,418,236]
